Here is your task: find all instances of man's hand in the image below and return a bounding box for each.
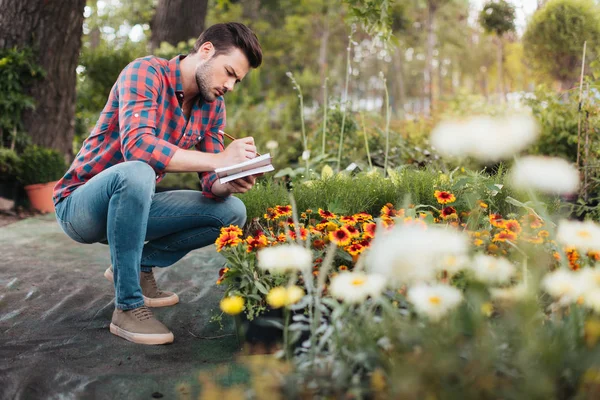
[216,137,256,168]
[211,175,259,197]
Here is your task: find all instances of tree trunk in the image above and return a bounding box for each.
[496,36,505,103]
[424,1,437,116]
[150,0,209,51]
[0,0,86,158]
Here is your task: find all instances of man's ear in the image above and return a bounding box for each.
[198,41,215,60]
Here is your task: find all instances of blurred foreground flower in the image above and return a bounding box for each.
[557,220,600,252]
[366,225,469,285]
[542,269,588,304]
[430,114,538,162]
[510,156,579,195]
[220,296,245,315]
[266,285,305,308]
[329,272,386,303]
[470,255,516,285]
[407,283,463,321]
[258,244,312,274]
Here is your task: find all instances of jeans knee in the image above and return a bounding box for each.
[224,196,247,228]
[115,161,156,195]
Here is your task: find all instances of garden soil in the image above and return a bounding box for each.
[0,214,241,399]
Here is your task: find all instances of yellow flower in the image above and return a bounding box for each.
[434,190,456,204]
[220,296,244,315]
[266,286,305,309]
[481,302,494,317]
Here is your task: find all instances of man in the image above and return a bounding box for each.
[53,22,262,345]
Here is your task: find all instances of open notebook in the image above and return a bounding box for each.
[214,153,274,184]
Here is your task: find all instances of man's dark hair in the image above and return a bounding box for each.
[191,22,262,68]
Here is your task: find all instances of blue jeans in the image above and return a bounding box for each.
[54,161,246,310]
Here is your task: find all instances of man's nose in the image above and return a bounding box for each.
[224,79,235,93]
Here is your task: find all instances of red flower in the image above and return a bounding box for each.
[434,190,456,204]
[440,206,458,220]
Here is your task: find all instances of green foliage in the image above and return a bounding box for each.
[523,0,600,88]
[0,47,45,150]
[479,0,516,36]
[239,167,523,223]
[0,148,20,182]
[17,145,67,186]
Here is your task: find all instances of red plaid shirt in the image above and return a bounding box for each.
[53,55,226,205]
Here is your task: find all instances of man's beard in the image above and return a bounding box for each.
[194,60,217,102]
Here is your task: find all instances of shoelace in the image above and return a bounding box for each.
[132,306,153,321]
[142,272,162,294]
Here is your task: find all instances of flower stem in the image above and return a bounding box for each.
[322,78,329,156]
[382,74,390,177]
[361,112,372,170]
[336,30,353,172]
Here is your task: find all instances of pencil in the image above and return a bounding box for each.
[218,130,261,156]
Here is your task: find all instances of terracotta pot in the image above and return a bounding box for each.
[24,180,58,213]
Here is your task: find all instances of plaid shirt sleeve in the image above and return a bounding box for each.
[118,59,179,172]
[197,99,226,199]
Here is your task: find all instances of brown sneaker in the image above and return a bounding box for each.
[110,306,174,345]
[104,266,180,308]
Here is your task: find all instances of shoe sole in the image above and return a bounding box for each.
[110,323,174,345]
[104,267,179,308]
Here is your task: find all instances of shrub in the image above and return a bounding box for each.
[17,145,67,186]
[0,148,20,182]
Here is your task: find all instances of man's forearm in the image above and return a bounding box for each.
[164,148,220,173]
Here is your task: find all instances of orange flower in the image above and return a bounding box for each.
[344,224,360,238]
[440,206,458,220]
[264,208,278,221]
[474,239,484,247]
[354,212,373,223]
[216,267,229,285]
[567,248,580,270]
[524,235,543,244]
[503,219,522,235]
[588,251,600,261]
[489,213,504,228]
[521,213,543,229]
[553,252,561,261]
[300,213,307,219]
[338,265,348,271]
[488,244,499,253]
[329,227,352,246]
[404,218,428,229]
[245,234,268,252]
[381,216,395,229]
[362,222,377,239]
[288,227,309,241]
[345,242,366,256]
[275,205,292,217]
[313,239,326,249]
[221,225,243,237]
[493,230,517,242]
[216,232,243,252]
[538,230,549,238]
[318,208,337,220]
[340,215,358,225]
[381,203,395,218]
[276,233,287,243]
[477,200,488,209]
[434,190,456,204]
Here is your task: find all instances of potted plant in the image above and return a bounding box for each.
[0,148,20,203]
[17,145,66,213]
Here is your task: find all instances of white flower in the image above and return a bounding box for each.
[266,140,279,150]
[557,220,600,252]
[579,268,600,287]
[301,150,311,161]
[435,254,470,275]
[329,272,386,303]
[407,283,463,321]
[510,156,579,195]
[430,114,539,162]
[542,269,589,304]
[257,244,312,274]
[366,225,469,286]
[583,289,600,312]
[490,283,528,302]
[470,255,516,285]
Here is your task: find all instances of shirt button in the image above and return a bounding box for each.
[134,113,139,117]
[179,93,183,98]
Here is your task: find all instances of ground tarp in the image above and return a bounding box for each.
[0,214,239,399]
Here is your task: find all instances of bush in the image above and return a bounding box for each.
[0,148,20,182]
[17,145,67,186]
